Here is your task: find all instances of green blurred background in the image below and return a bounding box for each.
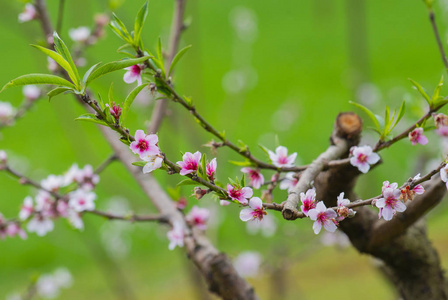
[1,0,448,299]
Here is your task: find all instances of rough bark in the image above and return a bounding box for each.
[314,137,448,299]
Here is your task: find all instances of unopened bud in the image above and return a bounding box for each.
[337,206,350,219]
[192,187,207,200]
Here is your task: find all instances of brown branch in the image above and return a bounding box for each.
[88,209,168,223]
[282,112,362,220]
[94,153,117,174]
[429,9,448,70]
[148,0,187,134]
[34,0,53,41]
[368,176,446,249]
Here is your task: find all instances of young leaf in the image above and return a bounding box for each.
[85,56,150,86]
[349,101,381,130]
[122,83,148,123]
[240,173,245,187]
[392,100,406,130]
[156,37,165,75]
[201,153,207,178]
[132,161,147,167]
[82,62,102,86]
[409,78,432,106]
[31,45,77,85]
[109,13,133,44]
[432,75,444,102]
[53,32,80,88]
[47,87,73,101]
[228,160,253,167]
[1,74,75,92]
[168,45,192,76]
[75,114,108,126]
[177,179,200,187]
[134,1,149,48]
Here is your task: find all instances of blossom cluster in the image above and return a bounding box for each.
[130,129,163,173]
[0,155,100,238]
[7,268,73,300]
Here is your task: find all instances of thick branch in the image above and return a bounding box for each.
[282,112,362,219]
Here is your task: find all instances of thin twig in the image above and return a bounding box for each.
[429,9,448,70]
[94,154,118,174]
[56,0,65,33]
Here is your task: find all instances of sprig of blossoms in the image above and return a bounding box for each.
[129,130,163,174]
[227,184,253,205]
[300,188,316,216]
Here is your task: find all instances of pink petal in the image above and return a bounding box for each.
[241,187,253,199]
[240,208,254,222]
[313,221,322,234]
[323,219,337,232]
[382,206,394,221]
[249,197,263,210]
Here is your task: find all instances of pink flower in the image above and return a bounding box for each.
[0,102,15,124]
[167,222,184,250]
[433,113,447,128]
[130,130,159,158]
[408,128,428,146]
[69,26,91,43]
[71,164,100,190]
[23,85,40,101]
[349,145,380,173]
[177,151,201,175]
[41,175,64,192]
[6,223,27,239]
[35,191,54,217]
[68,189,96,212]
[106,102,122,121]
[27,214,54,236]
[400,173,425,202]
[186,206,210,230]
[142,154,164,174]
[279,172,299,192]
[336,192,355,221]
[123,65,143,85]
[300,188,316,216]
[240,197,266,222]
[206,158,217,181]
[220,200,230,206]
[436,125,448,137]
[241,167,264,189]
[440,165,448,190]
[375,188,406,221]
[19,196,34,220]
[67,210,84,230]
[382,181,398,193]
[0,150,7,163]
[268,146,297,168]
[233,251,262,278]
[227,184,253,205]
[18,3,37,23]
[308,201,338,234]
[47,57,58,72]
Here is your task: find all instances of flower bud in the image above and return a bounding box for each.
[192,187,207,200]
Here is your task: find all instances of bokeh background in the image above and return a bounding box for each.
[1,0,448,299]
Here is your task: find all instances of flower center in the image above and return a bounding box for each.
[277,155,288,164]
[137,139,149,152]
[252,208,266,220]
[385,197,397,207]
[131,64,141,75]
[229,189,242,199]
[185,160,198,171]
[357,154,367,163]
[78,199,86,206]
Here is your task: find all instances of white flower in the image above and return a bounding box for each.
[233,251,262,278]
[0,101,15,124]
[68,189,96,212]
[167,221,184,250]
[268,146,297,168]
[142,154,164,174]
[23,85,40,101]
[349,145,380,173]
[69,26,91,43]
[18,4,36,23]
[27,215,54,236]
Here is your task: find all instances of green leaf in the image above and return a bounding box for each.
[240,173,245,187]
[47,87,73,101]
[122,83,148,123]
[168,45,191,76]
[31,45,78,85]
[177,179,199,186]
[409,78,432,106]
[392,100,406,130]
[201,153,207,178]
[75,113,108,126]
[432,75,444,101]
[82,63,102,86]
[110,13,133,44]
[53,32,80,88]
[258,144,270,156]
[134,1,149,48]
[228,160,253,167]
[85,56,150,86]
[1,74,75,93]
[132,161,147,167]
[349,101,381,130]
